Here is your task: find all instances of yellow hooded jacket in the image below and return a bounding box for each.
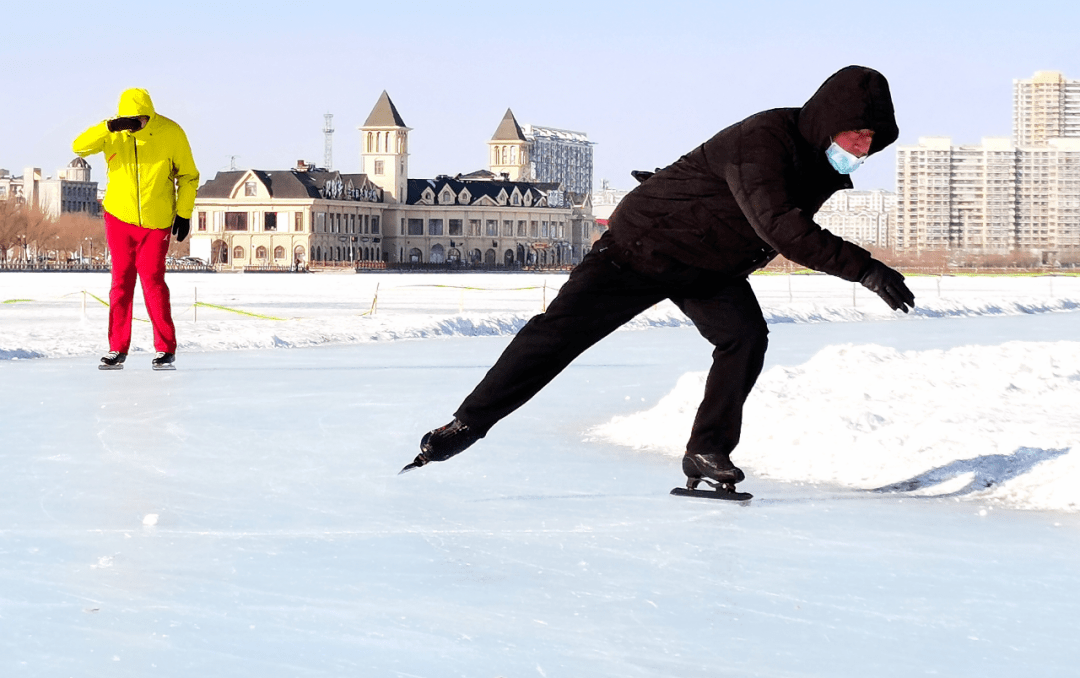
[72,88,199,230]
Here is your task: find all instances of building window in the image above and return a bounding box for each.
[469,219,482,236]
[486,220,498,236]
[294,212,303,232]
[233,245,245,259]
[502,220,513,237]
[264,212,277,231]
[428,219,443,235]
[225,212,248,231]
[449,219,463,236]
[374,160,385,175]
[274,246,285,260]
[256,246,268,260]
[198,212,207,232]
[316,213,326,233]
[408,218,424,236]
[371,216,380,234]
[244,181,257,196]
[517,220,526,237]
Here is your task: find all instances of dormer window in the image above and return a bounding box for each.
[440,189,455,204]
[244,181,257,197]
[511,191,521,206]
[497,189,508,206]
[421,188,435,204]
[458,189,471,204]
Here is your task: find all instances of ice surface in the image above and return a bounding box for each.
[2,272,1080,676]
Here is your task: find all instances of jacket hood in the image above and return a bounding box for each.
[797,66,898,156]
[117,88,156,119]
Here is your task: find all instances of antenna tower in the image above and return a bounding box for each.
[323,113,334,170]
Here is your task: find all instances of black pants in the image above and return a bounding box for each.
[455,246,769,458]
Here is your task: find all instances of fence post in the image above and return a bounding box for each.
[542,280,548,312]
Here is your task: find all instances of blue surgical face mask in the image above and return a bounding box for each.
[826,141,865,174]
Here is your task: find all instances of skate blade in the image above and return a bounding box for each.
[152,364,176,371]
[98,364,124,371]
[670,487,753,502]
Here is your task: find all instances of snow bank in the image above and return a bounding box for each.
[587,341,1080,513]
[2,271,1079,359]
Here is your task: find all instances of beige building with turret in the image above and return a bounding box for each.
[189,92,599,269]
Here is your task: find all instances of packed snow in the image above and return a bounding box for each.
[2,271,1079,515]
[3,270,1080,676]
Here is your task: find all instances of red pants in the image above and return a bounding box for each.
[105,212,176,353]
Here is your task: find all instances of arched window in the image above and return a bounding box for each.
[366,132,373,153]
[255,246,267,260]
[274,246,285,260]
[430,244,445,264]
[409,248,422,263]
[233,245,245,260]
[293,246,305,263]
[501,146,508,164]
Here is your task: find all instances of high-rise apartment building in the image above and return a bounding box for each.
[1013,71,1080,147]
[893,71,1080,263]
[488,109,594,196]
[814,189,895,248]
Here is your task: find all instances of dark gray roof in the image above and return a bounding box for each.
[406,177,559,206]
[197,170,381,201]
[363,91,407,128]
[491,108,526,141]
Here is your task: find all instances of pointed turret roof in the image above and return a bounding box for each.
[363,91,407,128]
[491,108,527,141]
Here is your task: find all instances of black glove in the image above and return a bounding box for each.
[107,116,142,132]
[171,215,190,242]
[860,259,915,313]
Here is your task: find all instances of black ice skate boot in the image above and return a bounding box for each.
[399,418,481,474]
[151,352,176,371]
[99,351,127,370]
[682,452,745,491]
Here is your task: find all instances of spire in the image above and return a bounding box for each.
[491,108,527,141]
[363,91,407,128]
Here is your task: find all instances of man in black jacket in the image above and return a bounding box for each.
[402,65,914,490]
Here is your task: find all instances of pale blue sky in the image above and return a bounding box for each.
[3,0,1078,192]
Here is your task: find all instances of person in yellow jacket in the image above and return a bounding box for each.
[73,88,199,370]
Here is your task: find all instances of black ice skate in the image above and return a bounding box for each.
[151,352,176,371]
[399,418,481,474]
[99,351,127,370]
[671,452,752,501]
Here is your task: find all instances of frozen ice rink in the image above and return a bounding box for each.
[2,272,1079,676]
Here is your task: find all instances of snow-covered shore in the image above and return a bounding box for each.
[2,271,1078,359]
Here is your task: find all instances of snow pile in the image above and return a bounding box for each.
[588,341,1080,512]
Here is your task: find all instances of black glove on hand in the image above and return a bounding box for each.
[172,216,190,242]
[107,116,142,133]
[860,259,915,313]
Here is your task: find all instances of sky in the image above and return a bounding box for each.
[4,0,1080,193]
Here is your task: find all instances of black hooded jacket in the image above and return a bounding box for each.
[607,65,899,283]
